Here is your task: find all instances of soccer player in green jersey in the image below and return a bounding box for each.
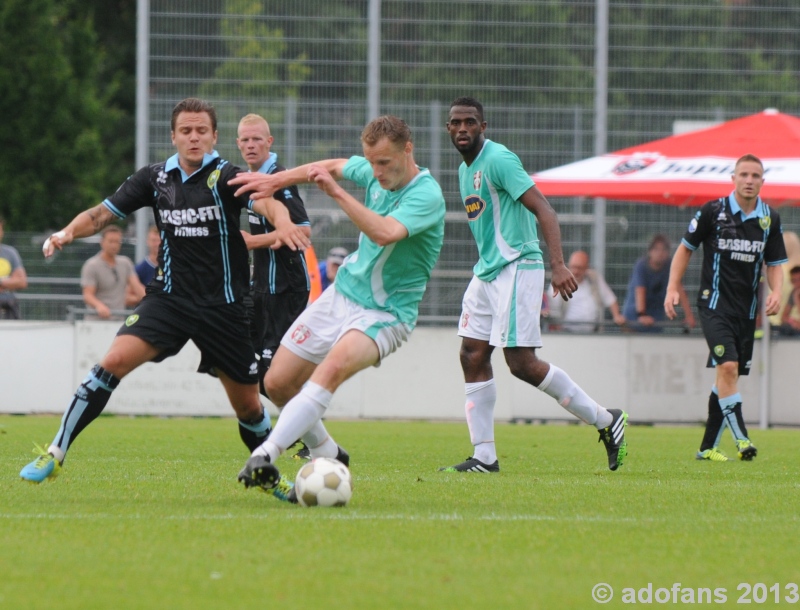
[230,116,446,499]
[441,97,627,473]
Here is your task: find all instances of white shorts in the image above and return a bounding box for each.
[280,287,411,365]
[457,260,545,348]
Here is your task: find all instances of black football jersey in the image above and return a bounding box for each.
[682,195,788,319]
[246,161,310,295]
[105,153,251,305]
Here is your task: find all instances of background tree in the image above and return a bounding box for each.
[0,0,134,230]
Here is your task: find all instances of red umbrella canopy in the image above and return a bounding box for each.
[531,109,800,206]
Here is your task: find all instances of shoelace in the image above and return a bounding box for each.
[31,443,53,468]
[703,449,728,462]
[271,476,295,501]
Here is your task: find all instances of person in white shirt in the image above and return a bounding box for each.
[548,250,625,332]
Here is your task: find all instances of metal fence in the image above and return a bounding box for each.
[8,1,800,323]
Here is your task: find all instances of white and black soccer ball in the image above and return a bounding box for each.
[295,457,352,507]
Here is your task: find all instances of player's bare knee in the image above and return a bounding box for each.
[99,351,130,378]
[717,361,739,381]
[460,344,488,374]
[505,348,548,385]
[234,398,262,421]
[263,374,294,407]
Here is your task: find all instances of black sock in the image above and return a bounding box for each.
[732,403,750,441]
[53,364,120,456]
[238,407,272,452]
[699,391,724,451]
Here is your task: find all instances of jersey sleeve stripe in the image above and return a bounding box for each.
[102,199,126,219]
[766,258,789,266]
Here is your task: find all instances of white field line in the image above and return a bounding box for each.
[0,511,649,522]
[2,511,795,524]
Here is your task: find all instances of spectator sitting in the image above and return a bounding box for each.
[778,265,800,336]
[135,225,162,286]
[768,230,800,327]
[548,250,625,332]
[623,234,695,332]
[81,225,145,320]
[319,246,348,291]
[0,217,28,319]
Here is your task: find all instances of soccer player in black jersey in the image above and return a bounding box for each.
[237,113,313,459]
[20,98,309,486]
[665,154,787,462]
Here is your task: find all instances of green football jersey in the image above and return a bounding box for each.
[334,156,445,328]
[458,139,542,281]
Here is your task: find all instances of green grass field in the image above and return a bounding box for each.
[2,415,799,610]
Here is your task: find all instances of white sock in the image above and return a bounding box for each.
[466,379,497,464]
[252,381,332,461]
[48,445,66,463]
[303,420,339,459]
[537,364,611,428]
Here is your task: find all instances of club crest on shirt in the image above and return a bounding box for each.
[207,169,221,189]
[714,345,725,357]
[464,194,486,221]
[157,170,168,185]
[473,171,482,190]
[759,216,771,231]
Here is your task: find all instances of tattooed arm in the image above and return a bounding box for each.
[43,204,117,258]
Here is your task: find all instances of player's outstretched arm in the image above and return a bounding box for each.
[308,164,408,246]
[665,244,692,320]
[249,198,311,251]
[519,185,576,301]
[240,227,311,251]
[231,159,348,200]
[42,204,116,258]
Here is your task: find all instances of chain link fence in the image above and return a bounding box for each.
[9,1,800,323]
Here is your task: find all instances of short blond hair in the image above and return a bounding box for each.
[238,113,270,135]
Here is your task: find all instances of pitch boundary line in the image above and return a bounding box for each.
[0,512,652,523]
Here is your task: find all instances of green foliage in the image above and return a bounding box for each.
[3,416,800,609]
[608,2,800,112]
[0,0,131,231]
[258,0,368,101]
[380,2,594,107]
[2,1,800,231]
[200,0,310,103]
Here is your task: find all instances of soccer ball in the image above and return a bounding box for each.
[295,457,353,507]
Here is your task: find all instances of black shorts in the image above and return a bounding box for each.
[117,292,258,384]
[698,307,756,376]
[249,290,309,374]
